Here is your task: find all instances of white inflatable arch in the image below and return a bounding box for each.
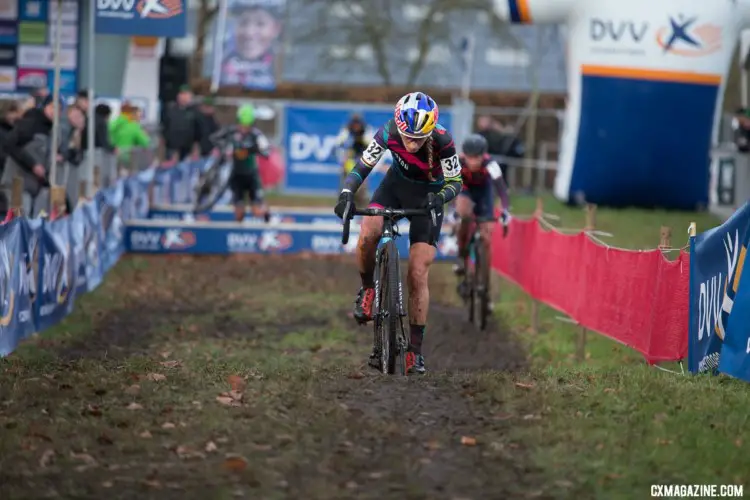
[494,0,750,209]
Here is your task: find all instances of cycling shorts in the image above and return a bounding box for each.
[458,183,495,222]
[230,172,263,205]
[369,169,444,247]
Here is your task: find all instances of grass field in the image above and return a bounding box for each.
[1,193,747,499]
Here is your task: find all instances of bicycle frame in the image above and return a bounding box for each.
[373,216,406,319]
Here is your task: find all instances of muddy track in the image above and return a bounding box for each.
[0,255,545,500]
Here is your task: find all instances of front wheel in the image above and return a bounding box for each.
[474,236,491,331]
[374,240,406,376]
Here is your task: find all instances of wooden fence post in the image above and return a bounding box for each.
[93,165,101,191]
[10,176,23,216]
[576,204,597,361]
[659,226,672,251]
[530,197,543,334]
[50,186,67,218]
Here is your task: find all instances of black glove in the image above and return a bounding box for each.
[424,192,444,210]
[334,189,354,219]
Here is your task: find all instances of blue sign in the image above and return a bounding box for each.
[688,202,750,373]
[95,0,187,37]
[19,0,48,21]
[36,218,76,331]
[283,105,452,195]
[0,220,23,356]
[126,222,459,260]
[718,219,750,382]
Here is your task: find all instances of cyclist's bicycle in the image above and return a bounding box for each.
[457,217,508,330]
[193,155,230,214]
[341,205,437,376]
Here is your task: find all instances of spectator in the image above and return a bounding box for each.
[475,115,524,180]
[109,103,151,166]
[733,108,750,153]
[0,99,22,215]
[0,95,57,216]
[161,84,200,162]
[196,95,220,157]
[335,114,372,208]
[60,104,86,212]
[76,89,114,153]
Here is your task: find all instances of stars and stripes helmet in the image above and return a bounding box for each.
[394,92,439,139]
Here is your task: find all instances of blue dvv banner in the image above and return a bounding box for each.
[284,105,452,195]
[36,218,76,331]
[688,202,750,373]
[0,220,23,356]
[95,0,187,37]
[718,218,750,382]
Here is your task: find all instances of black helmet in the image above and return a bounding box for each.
[462,134,488,156]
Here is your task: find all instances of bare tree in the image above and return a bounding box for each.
[191,0,220,82]
[292,0,521,87]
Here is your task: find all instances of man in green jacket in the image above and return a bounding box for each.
[109,104,151,168]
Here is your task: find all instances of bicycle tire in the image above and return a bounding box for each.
[475,236,491,331]
[385,240,407,376]
[193,160,229,214]
[374,246,390,374]
[466,236,477,325]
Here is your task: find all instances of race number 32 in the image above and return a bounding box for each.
[362,140,385,166]
[441,155,461,177]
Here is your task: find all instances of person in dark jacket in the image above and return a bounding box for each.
[0,95,57,215]
[75,89,114,152]
[0,100,23,215]
[196,95,220,157]
[161,85,200,162]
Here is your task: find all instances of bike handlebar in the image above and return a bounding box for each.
[341,206,437,245]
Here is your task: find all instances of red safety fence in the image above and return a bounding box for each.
[491,217,690,364]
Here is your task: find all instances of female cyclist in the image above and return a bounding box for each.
[334,92,462,374]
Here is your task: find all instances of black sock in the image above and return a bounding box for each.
[409,324,425,354]
[360,272,374,289]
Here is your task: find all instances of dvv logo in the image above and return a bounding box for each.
[288,133,339,162]
[97,0,183,19]
[590,19,649,43]
[656,15,722,56]
[160,229,196,250]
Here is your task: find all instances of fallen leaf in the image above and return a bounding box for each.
[101,481,113,488]
[514,382,535,389]
[223,455,248,472]
[216,396,235,406]
[85,405,103,417]
[227,375,246,392]
[460,436,477,446]
[369,471,385,479]
[346,481,358,489]
[424,440,441,450]
[605,473,623,480]
[603,388,616,393]
[97,434,114,445]
[146,373,167,382]
[522,414,541,421]
[70,452,97,466]
[175,445,205,460]
[126,402,143,411]
[139,430,152,439]
[39,449,55,468]
[159,351,172,359]
[159,360,181,369]
[347,372,365,380]
[162,422,176,429]
[735,438,743,447]
[205,441,218,453]
[143,479,162,489]
[228,390,243,401]
[124,385,140,395]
